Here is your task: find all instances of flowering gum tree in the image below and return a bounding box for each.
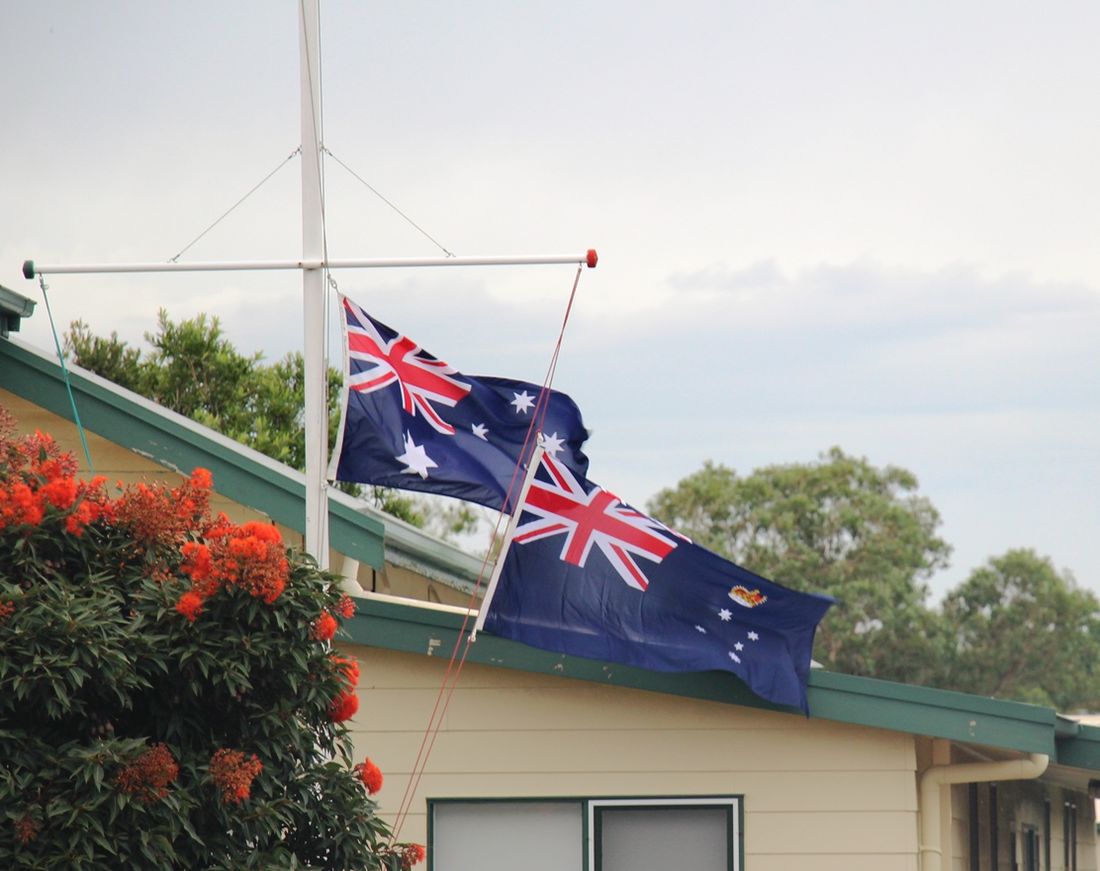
[0,411,422,869]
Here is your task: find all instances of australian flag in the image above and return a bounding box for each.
[481,452,834,712]
[328,295,590,512]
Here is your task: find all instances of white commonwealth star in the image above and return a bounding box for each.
[396,431,437,479]
[510,390,535,414]
[734,642,744,652]
[538,431,565,456]
[747,631,759,642]
[728,650,742,664]
[718,608,732,622]
[471,423,489,441]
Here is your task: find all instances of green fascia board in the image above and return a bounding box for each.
[1,337,387,566]
[344,596,1094,764]
[806,670,1057,756]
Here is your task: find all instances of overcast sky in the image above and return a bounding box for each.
[2,1,1098,600]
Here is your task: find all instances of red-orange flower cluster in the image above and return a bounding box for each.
[0,600,14,621]
[0,424,289,623]
[209,748,263,805]
[400,844,427,869]
[175,518,288,620]
[175,591,205,622]
[13,814,40,846]
[355,757,384,795]
[0,428,112,535]
[113,468,212,550]
[115,743,179,802]
[182,520,287,599]
[329,655,361,723]
[329,691,359,723]
[313,610,338,641]
[335,594,356,619]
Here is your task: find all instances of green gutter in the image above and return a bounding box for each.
[344,596,1080,761]
[0,285,36,338]
[1055,723,1100,771]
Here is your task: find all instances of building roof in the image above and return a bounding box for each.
[4,302,1100,777]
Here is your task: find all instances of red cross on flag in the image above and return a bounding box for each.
[513,452,679,591]
[344,296,472,435]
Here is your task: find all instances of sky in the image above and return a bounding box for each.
[2,1,1098,600]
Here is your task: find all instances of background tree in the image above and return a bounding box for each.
[66,312,478,540]
[647,448,951,682]
[939,549,1100,710]
[0,413,423,869]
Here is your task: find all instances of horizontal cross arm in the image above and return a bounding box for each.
[23,250,598,279]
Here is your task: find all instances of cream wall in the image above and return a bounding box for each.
[345,644,921,871]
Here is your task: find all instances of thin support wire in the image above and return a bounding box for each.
[38,275,95,474]
[323,146,455,258]
[167,147,301,263]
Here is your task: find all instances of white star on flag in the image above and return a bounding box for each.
[537,431,565,456]
[728,650,741,663]
[471,423,489,441]
[734,642,744,651]
[396,431,437,478]
[510,390,535,414]
[747,631,759,641]
[695,625,707,634]
[718,608,732,622]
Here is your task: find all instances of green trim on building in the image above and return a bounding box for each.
[343,595,1100,772]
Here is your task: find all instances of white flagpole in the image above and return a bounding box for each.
[471,443,545,640]
[300,0,329,567]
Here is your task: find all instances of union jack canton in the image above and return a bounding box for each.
[328,294,590,513]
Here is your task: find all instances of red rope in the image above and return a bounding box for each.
[387,266,584,845]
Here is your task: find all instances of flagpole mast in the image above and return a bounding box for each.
[300,0,329,567]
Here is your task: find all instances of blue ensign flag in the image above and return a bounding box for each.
[481,453,834,712]
[328,295,590,512]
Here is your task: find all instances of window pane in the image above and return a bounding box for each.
[433,801,583,871]
[599,807,728,871]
